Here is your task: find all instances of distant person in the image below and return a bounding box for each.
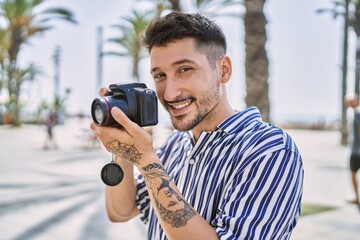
[345,94,360,207]
[42,107,58,149]
[90,12,304,239]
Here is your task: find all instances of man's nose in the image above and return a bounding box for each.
[164,79,181,102]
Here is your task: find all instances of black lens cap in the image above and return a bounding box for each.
[101,162,124,186]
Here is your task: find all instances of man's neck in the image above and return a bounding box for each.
[191,106,235,142]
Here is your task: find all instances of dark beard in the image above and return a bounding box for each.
[172,87,221,131]
[172,110,210,132]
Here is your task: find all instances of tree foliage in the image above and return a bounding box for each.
[0,0,76,125]
[106,10,152,82]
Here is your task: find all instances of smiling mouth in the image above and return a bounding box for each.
[167,99,193,110]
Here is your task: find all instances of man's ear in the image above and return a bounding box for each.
[219,55,232,83]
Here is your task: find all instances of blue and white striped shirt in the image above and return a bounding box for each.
[135,107,304,240]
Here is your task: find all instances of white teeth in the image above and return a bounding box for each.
[169,100,191,109]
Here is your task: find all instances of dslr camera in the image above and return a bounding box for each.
[91,83,158,127]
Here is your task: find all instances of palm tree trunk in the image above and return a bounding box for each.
[244,0,270,122]
[341,0,350,145]
[7,61,22,126]
[133,53,140,82]
[7,25,22,126]
[0,62,3,91]
[7,72,21,126]
[168,0,182,11]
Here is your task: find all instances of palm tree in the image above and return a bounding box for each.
[0,27,10,92]
[15,62,43,87]
[106,10,152,82]
[143,0,182,14]
[6,62,43,123]
[0,0,76,126]
[193,0,242,18]
[243,0,270,122]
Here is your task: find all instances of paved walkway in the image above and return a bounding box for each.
[287,129,360,239]
[0,117,359,239]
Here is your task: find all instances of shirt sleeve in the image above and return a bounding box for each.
[212,148,304,240]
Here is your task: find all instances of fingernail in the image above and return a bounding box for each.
[111,107,120,115]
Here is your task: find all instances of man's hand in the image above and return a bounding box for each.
[90,107,156,166]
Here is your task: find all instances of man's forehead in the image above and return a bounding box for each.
[150,44,208,72]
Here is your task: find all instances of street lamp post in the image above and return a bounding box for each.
[96,26,103,95]
[53,45,61,106]
[356,37,360,96]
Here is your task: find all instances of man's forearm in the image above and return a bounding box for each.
[105,159,139,222]
[138,158,219,240]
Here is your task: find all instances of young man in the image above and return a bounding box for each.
[90,12,304,240]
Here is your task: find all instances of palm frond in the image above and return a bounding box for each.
[39,7,77,24]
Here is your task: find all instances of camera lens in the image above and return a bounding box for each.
[94,104,104,124]
[91,98,110,125]
[91,96,128,127]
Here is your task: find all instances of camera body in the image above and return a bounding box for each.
[91,83,158,127]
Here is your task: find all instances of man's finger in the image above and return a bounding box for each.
[111,107,138,135]
[90,122,100,134]
[99,87,109,97]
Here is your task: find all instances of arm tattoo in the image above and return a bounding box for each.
[142,163,166,172]
[142,163,169,189]
[142,163,196,228]
[142,163,167,180]
[106,140,141,164]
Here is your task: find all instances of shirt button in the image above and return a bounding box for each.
[189,159,195,165]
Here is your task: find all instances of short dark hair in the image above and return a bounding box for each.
[141,12,227,68]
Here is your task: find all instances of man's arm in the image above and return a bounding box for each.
[139,158,218,239]
[90,125,141,222]
[104,161,140,222]
[90,87,141,222]
[91,107,219,240]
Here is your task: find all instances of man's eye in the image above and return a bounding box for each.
[153,73,165,81]
[179,67,192,73]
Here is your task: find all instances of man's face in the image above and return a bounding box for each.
[150,38,222,131]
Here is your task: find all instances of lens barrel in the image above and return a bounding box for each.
[91,97,129,127]
[91,98,110,125]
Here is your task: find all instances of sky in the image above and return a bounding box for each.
[8,0,350,124]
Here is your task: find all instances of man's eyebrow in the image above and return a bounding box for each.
[150,67,160,73]
[150,59,196,73]
[172,59,196,66]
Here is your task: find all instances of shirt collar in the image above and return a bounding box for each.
[184,106,262,139]
[216,106,262,134]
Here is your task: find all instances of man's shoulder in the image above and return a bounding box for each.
[240,121,299,154]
